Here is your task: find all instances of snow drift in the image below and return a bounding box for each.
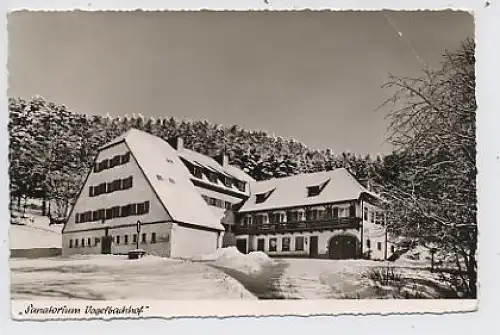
[192,247,275,275]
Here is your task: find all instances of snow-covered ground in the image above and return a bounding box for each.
[10,255,254,300]
[274,258,452,299]
[10,214,62,249]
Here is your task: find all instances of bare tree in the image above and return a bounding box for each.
[379,39,476,298]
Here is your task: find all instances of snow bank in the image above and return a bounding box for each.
[192,247,275,275]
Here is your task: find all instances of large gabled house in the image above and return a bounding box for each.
[62,129,252,258]
[234,169,394,260]
[63,129,393,260]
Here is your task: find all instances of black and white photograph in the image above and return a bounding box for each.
[7,9,476,316]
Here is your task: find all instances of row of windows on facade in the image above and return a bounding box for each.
[89,176,133,197]
[68,232,157,248]
[75,201,150,223]
[366,239,383,251]
[94,152,131,173]
[254,236,306,252]
[201,195,233,210]
[242,205,356,225]
[182,159,246,192]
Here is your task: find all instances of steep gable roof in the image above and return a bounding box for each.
[120,129,224,231]
[238,168,380,213]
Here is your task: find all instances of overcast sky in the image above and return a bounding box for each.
[7,11,473,155]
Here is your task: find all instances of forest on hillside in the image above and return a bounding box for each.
[8,95,388,218]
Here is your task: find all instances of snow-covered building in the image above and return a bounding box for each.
[63,128,392,260]
[234,169,394,260]
[62,129,252,259]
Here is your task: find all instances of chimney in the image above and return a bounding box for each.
[215,151,229,167]
[167,136,184,150]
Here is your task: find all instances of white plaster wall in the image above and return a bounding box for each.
[170,224,219,259]
[63,142,171,234]
[62,222,173,257]
[238,229,360,257]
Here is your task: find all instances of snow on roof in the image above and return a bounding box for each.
[239,168,379,213]
[119,129,224,231]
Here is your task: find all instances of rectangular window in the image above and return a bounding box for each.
[366,239,371,249]
[236,181,245,192]
[288,211,298,222]
[106,182,113,193]
[133,234,137,243]
[121,204,130,217]
[89,186,94,197]
[151,232,157,243]
[269,238,277,252]
[75,213,80,224]
[377,242,382,251]
[116,235,120,245]
[105,208,113,220]
[95,237,100,246]
[81,238,85,247]
[363,207,369,221]
[121,152,131,164]
[94,162,100,173]
[111,206,120,218]
[332,207,339,218]
[110,155,121,168]
[98,209,105,221]
[243,216,252,225]
[87,237,91,247]
[224,177,233,187]
[295,236,305,251]
[122,176,133,190]
[69,239,73,248]
[257,238,265,251]
[112,179,122,192]
[282,237,291,251]
[370,210,375,223]
[137,202,146,215]
[142,233,147,243]
[193,166,202,179]
[101,159,109,170]
[92,210,99,221]
[130,203,137,215]
[124,235,129,244]
[75,239,79,247]
[225,201,232,210]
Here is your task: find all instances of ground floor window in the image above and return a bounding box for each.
[151,232,157,243]
[124,235,129,244]
[295,236,304,251]
[133,234,137,243]
[69,239,73,248]
[75,239,79,247]
[95,237,100,246]
[116,236,120,245]
[269,238,277,252]
[282,237,291,251]
[391,245,395,253]
[257,238,265,251]
[87,237,91,247]
[366,239,371,249]
[377,242,382,251]
[141,233,147,243]
[81,238,85,247]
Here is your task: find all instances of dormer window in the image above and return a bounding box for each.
[235,180,246,192]
[255,188,275,204]
[224,176,233,187]
[307,179,330,197]
[207,171,218,183]
[193,166,202,179]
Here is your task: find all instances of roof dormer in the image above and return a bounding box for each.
[255,188,276,204]
[307,178,330,197]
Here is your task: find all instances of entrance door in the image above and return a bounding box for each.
[236,239,247,254]
[309,236,318,258]
[101,236,112,254]
[328,235,357,259]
